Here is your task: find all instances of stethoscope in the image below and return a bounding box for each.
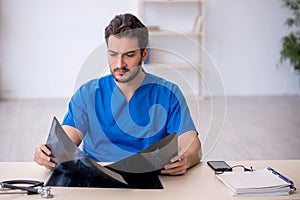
[0,179,54,198]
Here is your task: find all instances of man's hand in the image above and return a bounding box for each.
[33,126,83,169]
[33,144,56,169]
[160,155,188,175]
[161,130,202,175]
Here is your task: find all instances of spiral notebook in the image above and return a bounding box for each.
[216,167,296,196]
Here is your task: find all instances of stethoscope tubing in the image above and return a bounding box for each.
[1,180,44,194]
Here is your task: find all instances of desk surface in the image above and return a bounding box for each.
[0,160,299,200]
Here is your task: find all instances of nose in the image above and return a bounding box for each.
[115,54,125,68]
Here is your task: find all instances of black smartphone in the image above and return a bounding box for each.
[207,161,232,172]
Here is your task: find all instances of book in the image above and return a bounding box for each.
[45,117,178,189]
[147,25,160,32]
[216,167,296,196]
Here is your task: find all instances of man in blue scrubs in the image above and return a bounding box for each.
[34,13,201,175]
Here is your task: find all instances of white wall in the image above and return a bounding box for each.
[0,0,137,99]
[205,0,299,96]
[0,0,299,99]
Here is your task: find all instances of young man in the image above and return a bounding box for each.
[34,13,201,175]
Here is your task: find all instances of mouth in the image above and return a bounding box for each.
[114,68,129,76]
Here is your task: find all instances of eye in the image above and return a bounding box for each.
[109,52,118,57]
[108,50,118,57]
[125,51,136,57]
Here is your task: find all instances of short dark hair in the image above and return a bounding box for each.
[104,13,149,50]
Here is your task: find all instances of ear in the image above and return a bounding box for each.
[141,48,149,62]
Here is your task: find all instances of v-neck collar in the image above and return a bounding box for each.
[110,72,149,104]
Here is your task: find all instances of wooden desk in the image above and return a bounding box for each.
[0,160,299,200]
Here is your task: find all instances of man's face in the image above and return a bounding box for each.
[107,35,148,83]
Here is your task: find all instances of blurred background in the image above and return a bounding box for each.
[0,0,299,162]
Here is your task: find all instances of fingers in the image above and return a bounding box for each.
[34,144,56,169]
[40,144,51,155]
[161,156,188,175]
[170,154,181,163]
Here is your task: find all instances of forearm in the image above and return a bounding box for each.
[179,130,202,169]
[184,137,202,169]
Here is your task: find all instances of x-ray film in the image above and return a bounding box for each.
[45,117,178,189]
[45,117,86,165]
[106,133,178,173]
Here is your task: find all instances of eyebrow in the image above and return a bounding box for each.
[108,49,137,55]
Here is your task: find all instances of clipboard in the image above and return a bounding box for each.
[216,167,296,196]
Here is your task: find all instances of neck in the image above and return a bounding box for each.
[116,69,146,102]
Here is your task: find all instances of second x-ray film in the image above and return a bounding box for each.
[45,117,178,189]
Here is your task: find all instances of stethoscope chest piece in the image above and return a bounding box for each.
[38,186,54,198]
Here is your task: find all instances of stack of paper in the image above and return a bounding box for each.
[216,167,296,196]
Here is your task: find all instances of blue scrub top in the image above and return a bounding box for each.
[63,72,196,162]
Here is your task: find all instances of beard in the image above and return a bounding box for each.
[111,61,143,84]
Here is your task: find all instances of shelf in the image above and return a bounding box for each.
[144,63,201,70]
[139,0,205,97]
[142,0,203,3]
[149,30,203,37]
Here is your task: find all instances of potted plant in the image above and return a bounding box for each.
[280,0,300,72]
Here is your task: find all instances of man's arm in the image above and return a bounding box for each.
[161,130,202,175]
[62,125,84,146]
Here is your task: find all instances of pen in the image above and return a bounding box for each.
[267,167,294,186]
